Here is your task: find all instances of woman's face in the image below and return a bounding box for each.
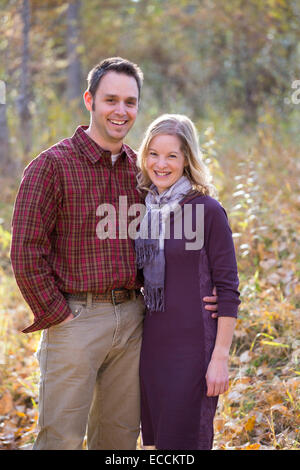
[145,134,187,194]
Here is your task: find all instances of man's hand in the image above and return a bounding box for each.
[203,286,218,319]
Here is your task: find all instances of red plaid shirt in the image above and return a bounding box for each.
[11,126,144,333]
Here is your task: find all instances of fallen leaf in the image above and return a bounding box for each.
[0,391,13,415]
[227,390,242,401]
[240,350,252,363]
[245,443,261,450]
[245,415,256,432]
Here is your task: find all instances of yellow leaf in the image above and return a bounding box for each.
[245,443,261,450]
[245,415,256,432]
[261,340,289,348]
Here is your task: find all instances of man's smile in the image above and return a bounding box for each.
[108,118,128,126]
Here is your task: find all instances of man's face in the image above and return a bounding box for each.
[86,71,139,149]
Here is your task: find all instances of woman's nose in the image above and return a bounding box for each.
[156,157,168,169]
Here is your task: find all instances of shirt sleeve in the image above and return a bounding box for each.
[10,153,71,333]
[204,197,240,318]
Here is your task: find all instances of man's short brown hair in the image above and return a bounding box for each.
[87,57,144,102]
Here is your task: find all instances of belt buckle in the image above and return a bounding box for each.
[112,289,123,305]
[111,288,131,305]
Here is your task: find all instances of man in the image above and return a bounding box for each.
[10,57,218,450]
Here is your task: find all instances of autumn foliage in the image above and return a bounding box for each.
[0,0,299,451]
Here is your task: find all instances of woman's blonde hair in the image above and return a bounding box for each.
[137,114,215,196]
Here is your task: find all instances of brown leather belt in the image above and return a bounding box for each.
[65,288,141,305]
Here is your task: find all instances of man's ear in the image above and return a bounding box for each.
[83,90,93,112]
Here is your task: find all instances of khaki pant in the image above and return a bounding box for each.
[33,294,145,450]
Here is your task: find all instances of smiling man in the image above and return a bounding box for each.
[10,57,218,450]
[84,68,139,152]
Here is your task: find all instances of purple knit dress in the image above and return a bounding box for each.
[139,194,240,450]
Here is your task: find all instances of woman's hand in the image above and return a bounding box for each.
[206,316,236,396]
[205,356,229,397]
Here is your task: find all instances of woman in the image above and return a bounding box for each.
[135,114,240,450]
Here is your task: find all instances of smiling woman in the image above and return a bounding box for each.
[145,134,187,194]
[137,113,213,196]
[135,113,240,450]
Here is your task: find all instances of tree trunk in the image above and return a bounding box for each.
[0,95,11,176]
[66,0,82,102]
[0,82,19,178]
[18,0,32,158]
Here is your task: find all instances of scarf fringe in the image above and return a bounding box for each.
[143,283,165,312]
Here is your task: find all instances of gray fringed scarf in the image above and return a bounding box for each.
[135,176,192,312]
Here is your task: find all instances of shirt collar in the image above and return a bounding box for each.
[72,125,135,166]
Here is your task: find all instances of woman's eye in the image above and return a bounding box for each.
[169,154,177,158]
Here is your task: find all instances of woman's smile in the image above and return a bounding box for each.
[146,134,186,194]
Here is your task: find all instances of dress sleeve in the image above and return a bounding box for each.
[203,197,240,318]
[10,153,71,333]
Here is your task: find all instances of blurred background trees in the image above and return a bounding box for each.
[0,0,299,171]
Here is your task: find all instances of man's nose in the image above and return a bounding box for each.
[115,101,126,115]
